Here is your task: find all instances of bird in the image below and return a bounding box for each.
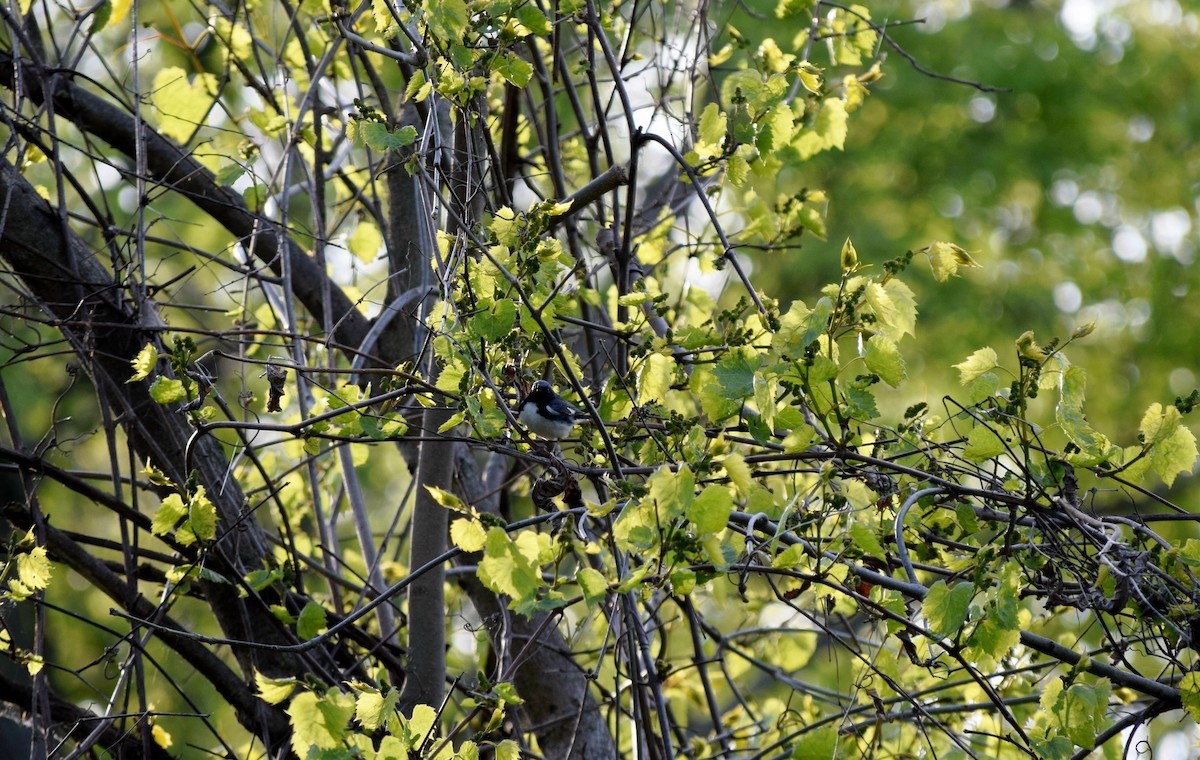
[517,380,588,439]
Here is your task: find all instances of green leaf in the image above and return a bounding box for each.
[848,522,886,561]
[670,569,696,594]
[245,568,284,592]
[361,414,407,440]
[89,0,112,31]
[361,122,418,152]
[355,687,398,731]
[772,297,832,353]
[287,689,355,756]
[214,162,245,187]
[1182,672,1200,721]
[515,5,552,35]
[713,351,761,398]
[478,528,541,608]
[242,183,266,212]
[953,347,999,385]
[647,464,693,523]
[756,102,794,153]
[576,567,608,606]
[255,672,298,705]
[695,103,727,159]
[150,67,217,144]
[495,740,520,760]
[922,580,974,639]
[796,61,822,94]
[789,725,837,759]
[844,382,879,420]
[151,494,188,537]
[864,334,906,387]
[792,97,847,159]
[450,518,486,553]
[721,453,753,495]
[689,485,733,534]
[348,219,383,262]
[6,546,52,601]
[924,241,979,282]
[1056,681,1108,749]
[495,52,534,87]
[297,601,327,639]
[963,423,1010,462]
[637,352,674,404]
[128,343,158,382]
[1056,367,1117,462]
[1150,423,1197,487]
[470,299,517,341]
[184,486,217,544]
[966,616,1021,661]
[426,0,467,40]
[864,280,917,341]
[614,465,694,551]
[149,377,187,404]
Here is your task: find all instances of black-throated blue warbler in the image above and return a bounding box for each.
[517,380,587,439]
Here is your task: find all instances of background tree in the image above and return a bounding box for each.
[0,0,1197,758]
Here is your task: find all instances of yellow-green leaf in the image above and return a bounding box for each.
[924,241,979,282]
[953,347,999,385]
[149,377,188,404]
[426,0,468,40]
[287,689,355,756]
[963,424,1010,462]
[796,61,822,93]
[255,672,298,705]
[848,522,886,561]
[576,567,608,606]
[638,353,674,404]
[151,494,188,538]
[922,580,974,639]
[7,546,52,601]
[348,219,383,262]
[1139,402,1182,446]
[478,528,540,606]
[695,103,727,159]
[792,97,847,159]
[1150,424,1197,487]
[864,279,917,341]
[689,485,733,534]
[722,453,753,494]
[1182,672,1200,721]
[187,486,217,543]
[355,687,398,731]
[23,653,43,675]
[1056,367,1117,462]
[128,343,158,382]
[864,335,906,387]
[151,67,218,144]
[297,601,327,639]
[450,518,486,553]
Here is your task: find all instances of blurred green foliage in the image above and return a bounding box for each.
[732,0,1199,448]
